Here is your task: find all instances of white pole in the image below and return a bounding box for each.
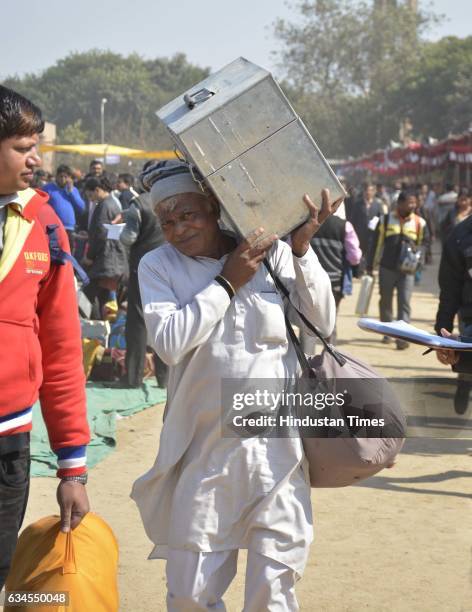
[100,98,108,145]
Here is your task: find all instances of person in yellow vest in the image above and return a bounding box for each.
[367,191,428,349]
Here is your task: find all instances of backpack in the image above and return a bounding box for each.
[43,223,89,286]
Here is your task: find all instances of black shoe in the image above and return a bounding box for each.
[382,336,392,344]
[454,380,471,415]
[396,339,409,350]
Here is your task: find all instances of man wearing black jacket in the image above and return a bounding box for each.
[346,183,384,271]
[119,191,167,387]
[435,214,472,413]
[308,211,362,345]
[82,176,129,318]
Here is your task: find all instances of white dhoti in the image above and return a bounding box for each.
[133,239,336,609]
[166,548,299,612]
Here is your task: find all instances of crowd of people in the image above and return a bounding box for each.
[1,83,471,609]
[343,180,471,345]
[31,159,168,389]
[290,178,471,356]
[344,179,472,260]
[343,178,472,413]
[35,158,472,380]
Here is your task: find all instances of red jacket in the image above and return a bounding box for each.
[0,188,89,477]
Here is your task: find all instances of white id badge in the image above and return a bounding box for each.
[368,216,380,231]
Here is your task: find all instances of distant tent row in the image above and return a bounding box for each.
[337,132,472,179]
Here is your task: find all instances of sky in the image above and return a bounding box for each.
[0,0,471,81]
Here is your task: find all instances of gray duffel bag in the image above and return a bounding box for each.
[265,260,406,488]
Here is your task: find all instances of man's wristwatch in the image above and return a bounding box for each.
[61,473,88,485]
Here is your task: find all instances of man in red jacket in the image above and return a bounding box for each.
[0,86,90,590]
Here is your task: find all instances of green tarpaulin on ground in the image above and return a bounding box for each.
[31,381,166,477]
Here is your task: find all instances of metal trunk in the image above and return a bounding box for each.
[157,57,346,238]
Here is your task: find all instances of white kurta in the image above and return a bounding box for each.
[131,239,335,577]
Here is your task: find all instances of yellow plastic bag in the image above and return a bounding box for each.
[5,513,119,612]
[103,299,118,322]
[82,338,104,379]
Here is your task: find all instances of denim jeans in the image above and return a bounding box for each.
[0,433,30,591]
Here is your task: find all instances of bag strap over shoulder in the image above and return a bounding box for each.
[263,258,346,370]
[45,224,90,286]
[283,310,313,375]
[414,214,421,245]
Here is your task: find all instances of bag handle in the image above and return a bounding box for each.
[263,258,346,369]
[184,87,215,109]
[62,530,77,575]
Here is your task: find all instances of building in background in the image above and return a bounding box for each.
[39,122,56,173]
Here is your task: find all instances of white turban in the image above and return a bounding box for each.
[139,160,204,207]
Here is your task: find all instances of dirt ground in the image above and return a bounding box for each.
[21,244,472,611]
